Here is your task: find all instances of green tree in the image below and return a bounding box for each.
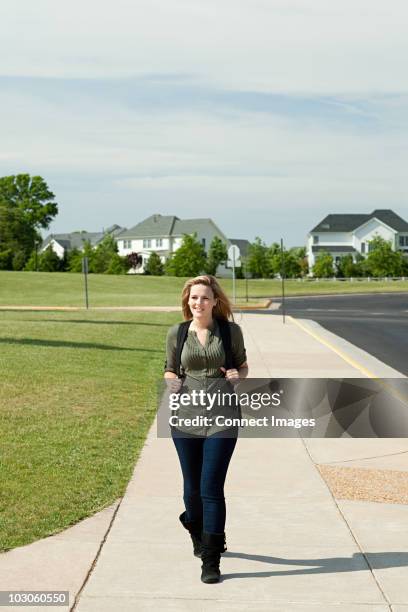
[0,174,58,269]
[25,244,62,272]
[37,245,62,272]
[106,253,128,274]
[247,237,270,278]
[269,249,302,278]
[67,242,94,273]
[165,233,207,277]
[267,241,280,259]
[144,251,164,275]
[206,236,228,275]
[0,203,30,269]
[92,234,118,274]
[24,249,41,272]
[0,248,13,269]
[335,254,365,278]
[265,242,280,277]
[312,251,334,278]
[291,246,309,277]
[365,235,404,277]
[12,249,27,271]
[24,250,37,271]
[67,247,86,272]
[66,247,82,272]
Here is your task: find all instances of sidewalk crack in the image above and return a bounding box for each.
[323,449,408,465]
[70,497,123,612]
[301,438,392,611]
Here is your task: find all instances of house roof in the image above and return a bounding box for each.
[119,214,178,238]
[52,239,72,250]
[370,209,408,231]
[311,209,408,233]
[172,218,223,237]
[120,214,230,242]
[41,226,126,251]
[42,232,103,250]
[104,224,127,237]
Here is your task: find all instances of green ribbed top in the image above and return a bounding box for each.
[165,319,247,379]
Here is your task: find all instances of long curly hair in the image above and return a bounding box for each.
[181,275,233,321]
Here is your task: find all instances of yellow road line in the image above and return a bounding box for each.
[288,315,408,406]
[287,315,378,379]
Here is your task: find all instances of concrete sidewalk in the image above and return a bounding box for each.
[1,313,407,611]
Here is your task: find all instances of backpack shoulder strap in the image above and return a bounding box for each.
[217,319,235,371]
[175,320,192,377]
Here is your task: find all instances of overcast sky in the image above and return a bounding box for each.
[1,0,408,246]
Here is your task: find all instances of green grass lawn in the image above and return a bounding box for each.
[0,309,180,551]
[0,271,407,307]
[1,272,407,553]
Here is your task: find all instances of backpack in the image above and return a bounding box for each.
[169,318,236,378]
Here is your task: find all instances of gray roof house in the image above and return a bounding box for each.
[307,209,408,273]
[117,214,249,276]
[41,225,126,258]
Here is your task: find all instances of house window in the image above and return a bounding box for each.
[361,242,365,253]
[156,238,163,248]
[123,239,132,249]
[313,235,319,244]
[368,241,374,252]
[143,239,152,248]
[201,238,206,248]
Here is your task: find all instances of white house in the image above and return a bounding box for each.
[116,214,249,276]
[41,224,126,258]
[307,209,408,273]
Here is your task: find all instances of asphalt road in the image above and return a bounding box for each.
[251,292,408,375]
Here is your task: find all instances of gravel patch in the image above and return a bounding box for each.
[317,464,408,504]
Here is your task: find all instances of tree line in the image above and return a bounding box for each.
[1,174,407,278]
[0,174,58,270]
[23,233,230,276]
[312,238,408,278]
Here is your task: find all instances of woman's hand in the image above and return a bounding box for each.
[167,377,183,393]
[220,367,240,383]
[164,371,183,393]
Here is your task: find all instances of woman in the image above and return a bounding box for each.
[164,274,248,584]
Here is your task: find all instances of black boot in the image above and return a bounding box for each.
[179,511,202,558]
[200,532,227,584]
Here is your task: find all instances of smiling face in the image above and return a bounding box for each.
[188,283,217,322]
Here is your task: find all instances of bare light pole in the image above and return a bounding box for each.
[34,240,39,271]
[244,258,249,302]
[82,257,89,309]
[280,238,285,324]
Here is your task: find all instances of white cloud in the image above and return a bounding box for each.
[1,0,408,93]
[0,88,403,177]
[1,1,407,244]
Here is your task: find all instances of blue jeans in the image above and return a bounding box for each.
[172,428,238,534]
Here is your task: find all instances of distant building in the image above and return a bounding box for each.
[307,209,408,272]
[117,214,249,275]
[41,225,126,258]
